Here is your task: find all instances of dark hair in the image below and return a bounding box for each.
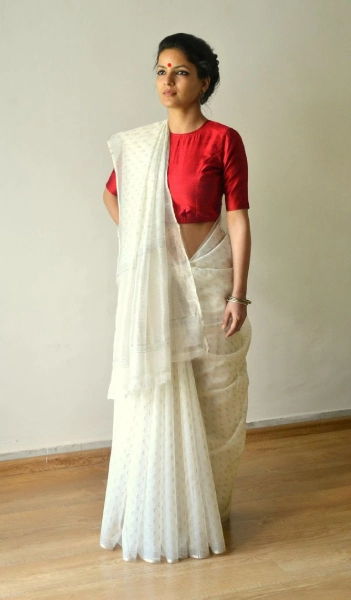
[155,33,220,105]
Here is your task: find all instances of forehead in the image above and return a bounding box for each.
[158,48,192,67]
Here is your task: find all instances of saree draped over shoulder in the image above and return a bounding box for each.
[100,120,252,563]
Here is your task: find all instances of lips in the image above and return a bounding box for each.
[163,90,176,96]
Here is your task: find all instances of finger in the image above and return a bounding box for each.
[225,315,237,337]
[225,317,242,338]
[222,309,230,329]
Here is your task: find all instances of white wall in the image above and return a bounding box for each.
[1,0,350,456]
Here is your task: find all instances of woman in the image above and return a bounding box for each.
[100,33,252,564]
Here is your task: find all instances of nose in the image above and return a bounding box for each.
[164,72,174,86]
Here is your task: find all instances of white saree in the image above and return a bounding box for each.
[100,120,252,563]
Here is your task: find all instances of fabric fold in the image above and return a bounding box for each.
[107,120,208,395]
[100,359,226,562]
[101,120,251,563]
[100,215,251,562]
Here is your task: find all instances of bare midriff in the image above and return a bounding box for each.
[179,221,216,260]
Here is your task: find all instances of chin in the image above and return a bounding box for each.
[161,97,179,107]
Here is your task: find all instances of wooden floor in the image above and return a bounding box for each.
[1,421,351,600]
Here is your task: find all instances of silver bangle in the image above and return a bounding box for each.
[226,295,252,306]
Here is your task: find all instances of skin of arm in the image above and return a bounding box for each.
[103,187,119,224]
[222,208,251,338]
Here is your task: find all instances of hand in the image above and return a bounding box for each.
[222,302,247,338]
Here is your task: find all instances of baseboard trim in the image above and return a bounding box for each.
[245,414,351,441]
[1,411,350,477]
[0,447,111,477]
[246,408,351,430]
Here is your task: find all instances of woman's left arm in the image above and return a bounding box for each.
[222,208,251,338]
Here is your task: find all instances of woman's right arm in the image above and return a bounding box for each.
[103,187,119,225]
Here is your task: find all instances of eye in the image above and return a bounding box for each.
[177,70,189,76]
[156,69,166,76]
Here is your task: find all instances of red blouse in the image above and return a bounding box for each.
[105,120,249,224]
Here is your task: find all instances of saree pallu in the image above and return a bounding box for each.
[100,217,252,563]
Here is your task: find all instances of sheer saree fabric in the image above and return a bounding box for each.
[101,120,251,562]
[100,215,252,562]
[106,120,208,395]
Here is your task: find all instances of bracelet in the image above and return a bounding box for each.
[226,295,252,306]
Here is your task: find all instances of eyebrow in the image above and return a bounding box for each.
[157,64,190,69]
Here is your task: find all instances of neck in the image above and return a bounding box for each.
[167,106,207,134]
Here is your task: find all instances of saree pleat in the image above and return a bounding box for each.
[100,218,252,562]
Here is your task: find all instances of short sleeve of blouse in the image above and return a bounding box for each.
[106,170,117,196]
[223,129,249,211]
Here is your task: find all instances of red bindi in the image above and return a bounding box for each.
[167,63,172,67]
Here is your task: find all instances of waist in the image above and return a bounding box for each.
[179,221,217,260]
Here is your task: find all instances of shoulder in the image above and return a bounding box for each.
[109,120,167,144]
[205,121,246,155]
[207,120,243,141]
